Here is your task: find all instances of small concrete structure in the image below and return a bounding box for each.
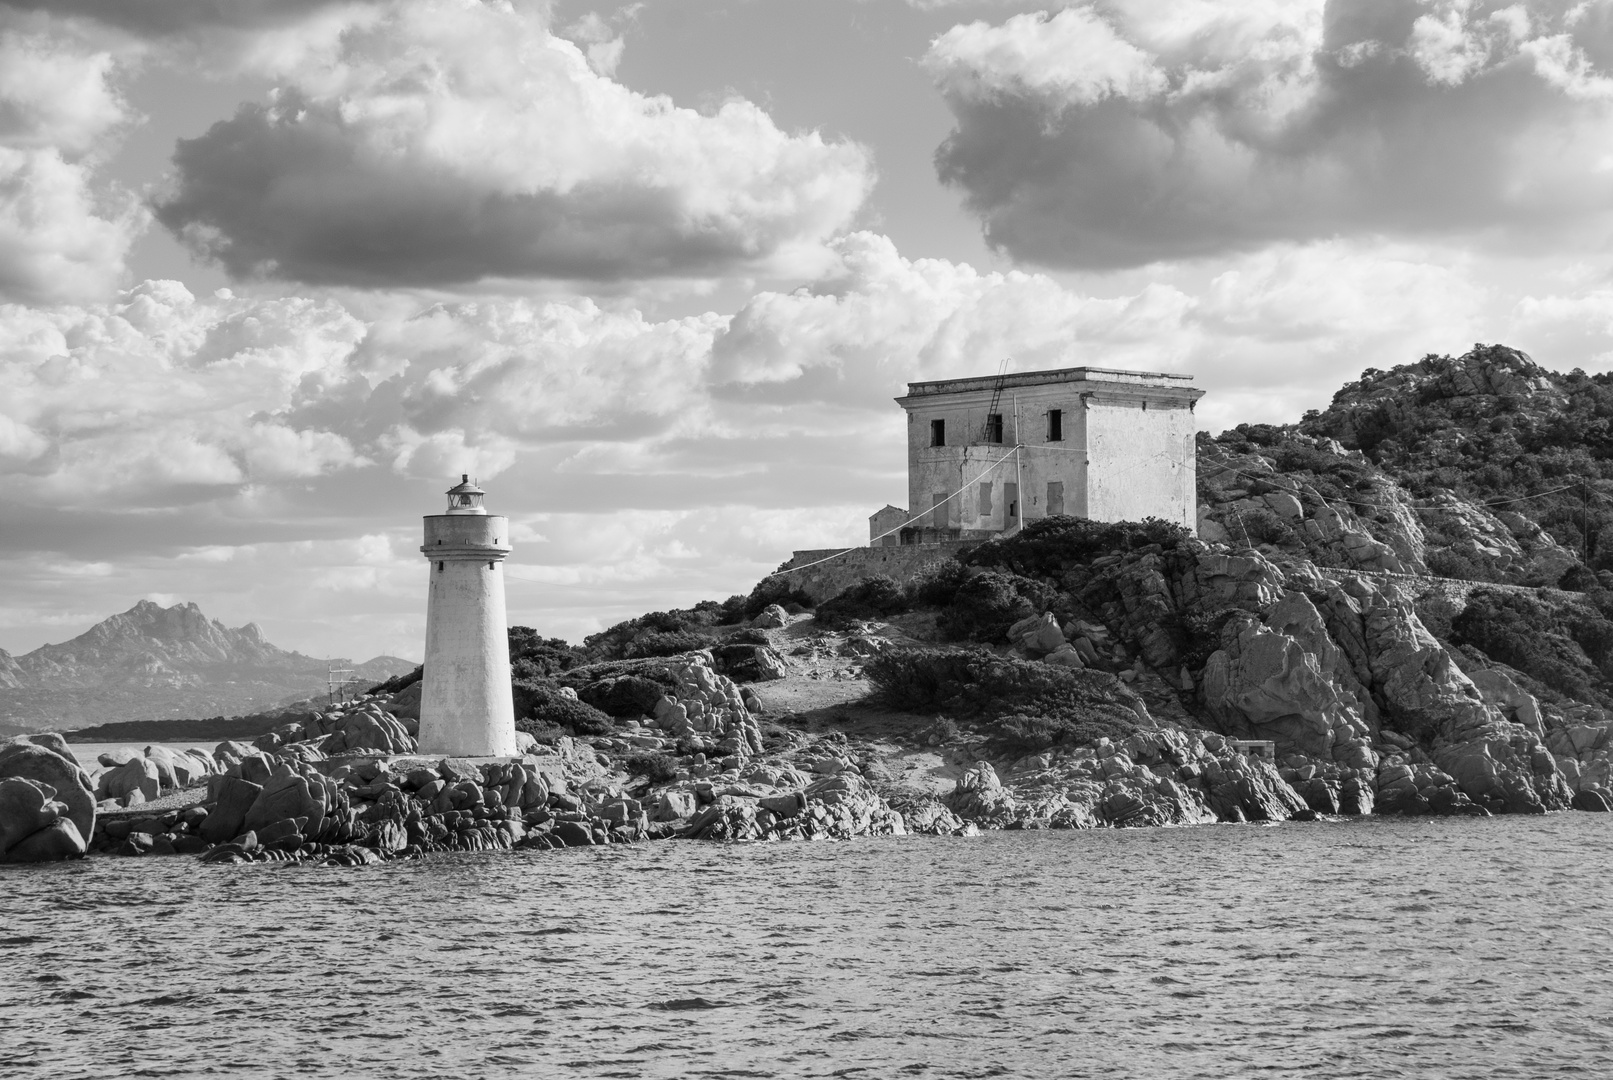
[869,505,907,547]
[892,366,1203,543]
[417,476,517,758]
[1228,739,1277,761]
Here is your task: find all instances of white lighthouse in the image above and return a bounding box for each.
[417,476,517,758]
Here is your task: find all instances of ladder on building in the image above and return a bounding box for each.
[980,358,1010,444]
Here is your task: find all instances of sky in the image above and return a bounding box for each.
[6,0,1613,661]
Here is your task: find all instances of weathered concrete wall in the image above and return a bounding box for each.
[419,512,517,757]
[897,368,1201,537]
[774,542,977,604]
[1085,399,1196,531]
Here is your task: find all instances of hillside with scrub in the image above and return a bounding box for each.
[449,344,1613,834]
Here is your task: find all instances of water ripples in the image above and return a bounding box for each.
[4,815,1612,1078]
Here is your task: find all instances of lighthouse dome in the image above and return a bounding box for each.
[445,474,487,515]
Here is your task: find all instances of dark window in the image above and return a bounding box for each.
[985,413,1003,443]
[437,561,444,572]
[1048,409,1062,441]
[1005,483,1018,521]
[488,562,495,570]
[931,419,945,447]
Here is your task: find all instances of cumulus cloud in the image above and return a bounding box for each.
[926,0,1613,267]
[0,31,143,304]
[10,230,1613,654]
[151,0,873,287]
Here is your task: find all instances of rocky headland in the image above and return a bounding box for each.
[6,344,1613,866]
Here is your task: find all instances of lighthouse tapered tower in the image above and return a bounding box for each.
[418,476,517,757]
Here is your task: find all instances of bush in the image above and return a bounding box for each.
[512,679,615,736]
[938,569,1059,642]
[508,627,586,676]
[993,710,1138,756]
[725,627,771,646]
[624,630,710,658]
[623,751,679,783]
[577,675,667,718]
[1560,564,1599,592]
[366,665,422,696]
[962,515,1191,578]
[815,575,910,629]
[557,657,682,694]
[737,576,816,620]
[1450,590,1611,705]
[1175,608,1244,669]
[518,718,566,744]
[1238,507,1296,547]
[906,559,968,608]
[866,647,1138,725]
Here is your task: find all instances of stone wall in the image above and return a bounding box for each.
[772,542,978,604]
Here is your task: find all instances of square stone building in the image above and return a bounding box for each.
[882,366,1204,544]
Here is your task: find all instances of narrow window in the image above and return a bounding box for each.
[488,561,495,570]
[931,419,946,447]
[986,413,1003,444]
[1004,483,1018,521]
[1048,409,1062,441]
[437,561,444,572]
[932,491,948,525]
[977,481,993,519]
[1047,481,1064,516]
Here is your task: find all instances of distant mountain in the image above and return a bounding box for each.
[0,600,416,731]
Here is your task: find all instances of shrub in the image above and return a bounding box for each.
[366,665,422,696]
[512,679,615,736]
[1450,590,1611,704]
[993,710,1138,756]
[624,630,710,658]
[725,627,771,646]
[815,575,910,629]
[1560,564,1599,592]
[866,647,1136,723]
[906,559,969,608]
[557,657,682,694]
[962,515,1190,578]
[1175,608,1244,669]
[1237,507,1295,547]
[938,569,1059,642]
[1426,549,1498,582]
[518,719,566,744]
[508,627,586,676]
[737,576,816,620]
[623,751,679,784]
[577,675,667,718]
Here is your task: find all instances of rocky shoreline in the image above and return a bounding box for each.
[6,631,1610,868]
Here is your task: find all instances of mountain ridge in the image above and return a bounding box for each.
[0,599,415,730]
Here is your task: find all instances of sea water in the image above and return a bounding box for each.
[3,815,1611,1079]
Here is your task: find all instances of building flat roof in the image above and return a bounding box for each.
[903,365,1194,397]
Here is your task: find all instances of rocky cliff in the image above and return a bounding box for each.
[742,345,1613,825]
[0,600,415,730]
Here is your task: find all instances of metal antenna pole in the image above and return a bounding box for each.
[1013,392,1023,535]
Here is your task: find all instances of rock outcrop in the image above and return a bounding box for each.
[0,735,95,861]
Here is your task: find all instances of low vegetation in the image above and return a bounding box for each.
[864,646,1141,754]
